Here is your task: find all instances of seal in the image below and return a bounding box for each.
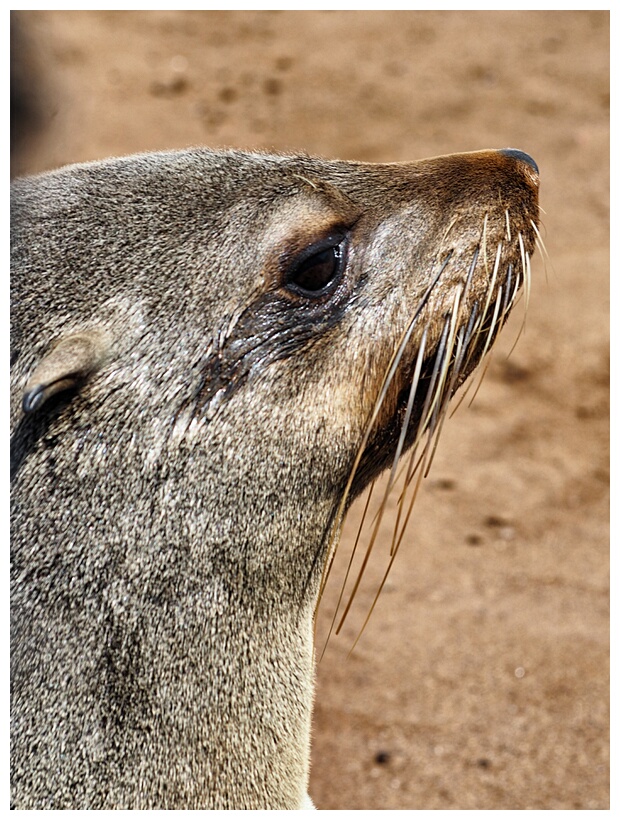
[10,146,540,809]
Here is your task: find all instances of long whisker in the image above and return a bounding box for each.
[320,189,538,655]
[481,212,490,273]
[384,328,429,498]
[379,325,427,556]
[520,233,531,319]
[389,441,428,552]
[477,241,502,343]
[390,423,433,568]
[501,264,513,321]
[530,219,548,260]
[403,236,479,447]
[424,302,479,469]
[334,315,453,634]
[328,344,431,637]
[466,285,503,409]
[350,308,478,651]
[354,298,479,648]
[317,253,454,651]
[382,316,454,560]
[422,287,464,479]
[453,210,513,414]
[331,478,376,623]
[454,241,502,404]
[505,237,531,358]
[404,314,452,487]
[448,302,482,418]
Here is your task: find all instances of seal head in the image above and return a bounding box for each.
[10,147,540,809]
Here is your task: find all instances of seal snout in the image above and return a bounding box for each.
[499,148,539,175]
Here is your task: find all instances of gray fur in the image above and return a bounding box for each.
[10,147,539,809]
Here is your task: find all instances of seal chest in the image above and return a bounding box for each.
[10,147,540,809]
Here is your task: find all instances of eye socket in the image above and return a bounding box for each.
[285,236,348,297]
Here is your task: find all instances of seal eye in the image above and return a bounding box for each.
[285,237,348,297]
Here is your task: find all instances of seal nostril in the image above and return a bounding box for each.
[499,148,539,175]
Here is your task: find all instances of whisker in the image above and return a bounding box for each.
[464,245,481,293]
[335,310,454,634]
[386,328,429,497]
[399,245,477,460]
[456,239,502,391]
[335,329,441,634]
[320,190,538,654]
[519,234,531,318]
[359,314,477,643]
[390,429,431,566]
[478,241,502,336]
[484,285,503,352]
[530,219,548,260]
[440,215,460,246]
[467,286,503,408]
[404,315,451,487]
[423,292,463,447]
[353,481,377,560]
[448,303,482,418]
[505,208,512,242]
[422,287,464,479]
[501,264,513,320]
[358,333,428,543]
[508,267,521,311]
[317,253,454,646]
[390,444,427,554]
[504,237,531,359]
[531,220,552,287]
[323,479,376,648]
[481,212,490,274]
[345,329,429,589]
[348,546,399,655]
[505,284,528,359]
[466,350,494,409]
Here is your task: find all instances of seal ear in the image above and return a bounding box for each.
[22,330,108,414]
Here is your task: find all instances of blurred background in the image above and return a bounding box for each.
[11,10,609,810]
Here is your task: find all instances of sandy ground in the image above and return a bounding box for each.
[11,10,609,810]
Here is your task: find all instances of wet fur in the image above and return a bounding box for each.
[10,147,539,808]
